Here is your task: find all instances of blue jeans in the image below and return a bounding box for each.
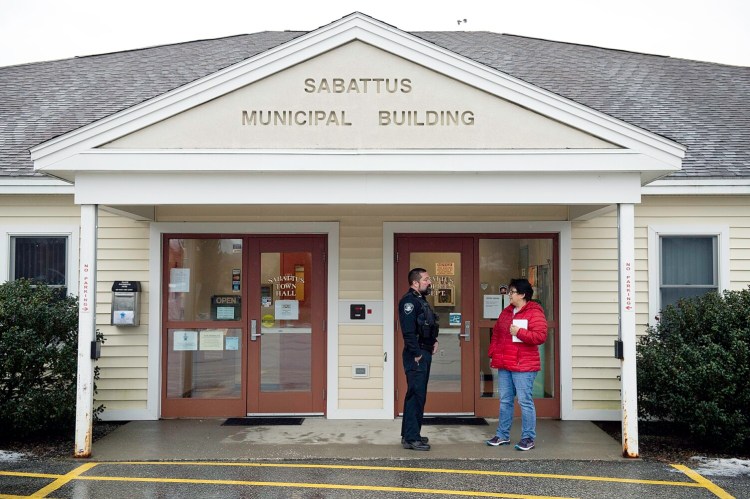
[494,369,537,440]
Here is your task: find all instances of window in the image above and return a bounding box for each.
[648,226,729,320]
[10,236,68,287]
[660,236,717,308]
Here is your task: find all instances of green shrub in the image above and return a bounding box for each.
[637,288,750,451]
[0,279,102,437]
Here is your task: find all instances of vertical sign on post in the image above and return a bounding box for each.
[618,203,639,458]
[75,205,98,458]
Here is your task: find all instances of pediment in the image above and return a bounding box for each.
[102,41,616,150]
[32,12,684,188]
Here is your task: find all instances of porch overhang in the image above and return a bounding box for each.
[49,147,665,215]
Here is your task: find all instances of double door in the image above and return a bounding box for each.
[395,234,559,418]
[161,234,326,418]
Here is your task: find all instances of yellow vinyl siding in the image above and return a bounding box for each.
[95,390,148,401]
[0,195,79,217]
[97,400,147,410]
[96,209,151,415]
[570,211,620,412]
[99,367,147,379]
[338,324,384,408]
[571,333,618,346]
[338,377,384,389]
[96,378,148,390]
[96,355,148,368]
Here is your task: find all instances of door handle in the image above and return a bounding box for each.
[250,319,261,341]
[460,321,471,341]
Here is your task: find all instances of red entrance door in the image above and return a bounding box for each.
[395,234,560,419]
[161,234,326,418]
[395,236,475,414]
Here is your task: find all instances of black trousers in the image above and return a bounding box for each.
[401,349,432,442]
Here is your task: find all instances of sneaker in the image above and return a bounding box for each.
[485,436,511,446]
[515,438,535,451]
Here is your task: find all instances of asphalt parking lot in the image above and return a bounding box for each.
[1,458,745,498]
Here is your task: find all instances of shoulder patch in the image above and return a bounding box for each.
[403,303,414,314]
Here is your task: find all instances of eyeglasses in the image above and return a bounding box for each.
[508,290,520,295]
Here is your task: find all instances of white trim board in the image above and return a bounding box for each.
[72,171,644,206]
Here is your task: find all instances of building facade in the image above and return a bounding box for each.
[1,13,748,455]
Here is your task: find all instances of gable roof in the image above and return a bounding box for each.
[1,17,748,180]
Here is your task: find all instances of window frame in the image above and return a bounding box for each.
[1,226,79,295]
[647,225,729,323]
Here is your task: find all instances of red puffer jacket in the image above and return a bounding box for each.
[488,301,547,372]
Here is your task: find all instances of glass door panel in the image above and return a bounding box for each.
[166,328,242,399]
[259,251,313,393]
[167,238,243,322]
[476,237,559,418]
[414,252,462,393]
[396,236,474,415]
[247,236,326,415]
[162,237,246,417]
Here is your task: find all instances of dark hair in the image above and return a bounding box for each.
[408,268,427,286]
[509,278,533,301]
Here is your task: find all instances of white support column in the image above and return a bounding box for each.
[618,203,639,457]
[74,204,98,457]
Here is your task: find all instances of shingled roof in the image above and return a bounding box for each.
[1,30,748,179]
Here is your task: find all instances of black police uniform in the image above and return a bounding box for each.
[399,288,439,448]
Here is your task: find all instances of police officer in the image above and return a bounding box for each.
[399,267,439,451]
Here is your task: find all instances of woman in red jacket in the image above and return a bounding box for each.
[485,278,547,451]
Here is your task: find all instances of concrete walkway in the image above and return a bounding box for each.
[90,418,626,461]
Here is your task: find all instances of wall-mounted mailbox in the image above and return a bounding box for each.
[111,281,141,327]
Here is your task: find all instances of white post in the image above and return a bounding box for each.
[74,204,98,457]
[618,203,639,457]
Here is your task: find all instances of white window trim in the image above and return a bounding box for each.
[0,225,80,294]
[647,225,730,323]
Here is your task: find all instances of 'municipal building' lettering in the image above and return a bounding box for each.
[242,110,352,126]
[378,110,475,126]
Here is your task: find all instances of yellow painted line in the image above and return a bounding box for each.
[77,474,576,498]
[672,464,735,499]
[0,471,61,479]
[110,461,704,488]
[29,462,98,498]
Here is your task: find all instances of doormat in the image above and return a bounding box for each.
[422,417,488,426]
[222,417,304,426]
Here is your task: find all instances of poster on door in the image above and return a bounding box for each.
[275,300,299,320]
[173,330,198,351]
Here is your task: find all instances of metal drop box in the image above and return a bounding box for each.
[111,281,141,326]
